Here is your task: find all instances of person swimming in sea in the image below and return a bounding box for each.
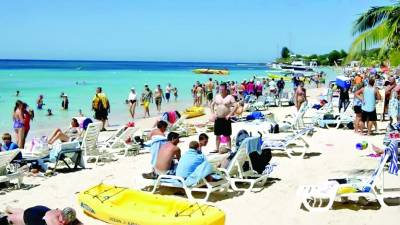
[47,108,53,116]
[16,90,20,97]
[78,109,84,117]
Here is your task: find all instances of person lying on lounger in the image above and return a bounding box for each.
[48,118,82,145]
[1,205,81,225]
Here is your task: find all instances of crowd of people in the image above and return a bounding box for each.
[126,84,178,119]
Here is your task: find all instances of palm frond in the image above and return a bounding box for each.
[348,22,389,59]
[352,6,395,35]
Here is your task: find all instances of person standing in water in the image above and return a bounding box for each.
[36,95,44,110]
[154,84,165,113]
[165,83,172,103]
[128,87,137,119]
[61,95,69,110]
[141,84,153,118]
[173,87,178,102]
[195,83,203,106]
[16,90,20,97]
[211,83,238,153]
[205,78,214,106]
[92,87,110,131]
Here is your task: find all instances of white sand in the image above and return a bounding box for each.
[1,88,400,225]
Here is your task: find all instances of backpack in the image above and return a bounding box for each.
[269,123,279,133]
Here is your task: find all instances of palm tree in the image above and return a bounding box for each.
[348,1,400,60]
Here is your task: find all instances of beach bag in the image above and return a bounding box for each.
[269,123,279,133]
[323,114,335,120]
[23,136,49,158]
[249,149,272,174]
[31,136,48,152]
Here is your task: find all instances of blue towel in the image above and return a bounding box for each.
[386,140,398,176]
[149,135,167,167]
[242,136,262,155]
[176,149,213,187]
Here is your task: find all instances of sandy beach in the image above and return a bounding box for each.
[1,87,399,225]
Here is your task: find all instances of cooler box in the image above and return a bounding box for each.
[336,76,351,89]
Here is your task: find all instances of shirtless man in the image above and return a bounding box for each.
[155,132,181,174]
[148,120,168,139]
[154,84,165,113]
[211,82,238,152]
[205,78,214,106]
[384,76,396,116]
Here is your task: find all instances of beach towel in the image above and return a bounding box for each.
[148,135,167,167]
[161,112,169,123]
[246,111,264,121]
[243,136,262,155]
[167,111,177,124]
[176,149,213,187]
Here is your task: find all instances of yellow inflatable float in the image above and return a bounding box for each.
[193,69,229,75]
[184,106,205,118]
[267,73,292,81]
[77,184,225,225]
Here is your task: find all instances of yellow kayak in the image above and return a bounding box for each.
[77,184,225,225]
[184,106,205,118]
[193,69,229,75]
[267,73,292,81]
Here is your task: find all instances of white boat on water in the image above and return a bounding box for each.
[270,60,317,73]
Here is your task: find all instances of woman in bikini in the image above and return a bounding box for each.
[128,87,137,119]
[294,81,307,111]
[12,100,25,148]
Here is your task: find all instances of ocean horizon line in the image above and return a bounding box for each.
[0,58,268,65]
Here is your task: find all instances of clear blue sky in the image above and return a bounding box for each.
[0,0,391,62]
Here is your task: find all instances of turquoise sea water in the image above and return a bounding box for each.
[0,61,270,137]
[0,60,338,139]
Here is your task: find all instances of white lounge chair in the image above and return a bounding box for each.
[0,150,23,188]
[315,101,354,129]
[81,122,114,167]
[248,95,269,112]
[282,102,309,131]
[297,140,399,211]
[151,159,229,202]
[278,91,293,106]
[99,126,140,156]
[218,137,274,192]
[261,127,314,158]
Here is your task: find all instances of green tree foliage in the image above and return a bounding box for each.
[328,50,341,65]
[348,1,400,63]
[281,47,290,58]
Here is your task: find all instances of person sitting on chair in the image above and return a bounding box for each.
[48,118,82,145]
